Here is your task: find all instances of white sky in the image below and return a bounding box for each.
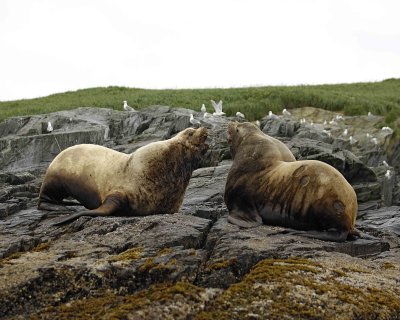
[0,0,399,101]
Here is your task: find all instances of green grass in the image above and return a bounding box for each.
[1,79,399,128]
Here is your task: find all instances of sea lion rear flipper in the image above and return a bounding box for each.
[52,193,126,226]
[227,209,262,228]
[288,229,349,242]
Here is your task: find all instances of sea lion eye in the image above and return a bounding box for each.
[188,131,194,137]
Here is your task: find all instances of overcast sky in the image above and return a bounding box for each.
[0,0,399,101]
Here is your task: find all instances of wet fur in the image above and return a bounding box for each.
[224,122,358,242]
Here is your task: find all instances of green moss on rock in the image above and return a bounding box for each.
[196,257,400,320]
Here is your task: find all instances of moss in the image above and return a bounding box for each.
[110,247,143,262]
[381,262,396,270]
[155,247,173,256]
[341,266,371,274]
[32,242,51,252]
[196,257,400,320]
[31,281,205,319]
[206,258,237,271]
[0,252,23,267]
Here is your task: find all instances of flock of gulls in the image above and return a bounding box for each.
[45,100,395,180]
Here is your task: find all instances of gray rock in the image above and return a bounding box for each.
[0,106,399,319]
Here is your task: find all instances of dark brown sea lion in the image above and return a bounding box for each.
[38,127,208,224]
[224,121,359,242]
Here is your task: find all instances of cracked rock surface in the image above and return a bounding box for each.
[0,106,399,319]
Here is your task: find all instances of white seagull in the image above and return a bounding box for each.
[371,137,378,145]
[335,114,344,120]
[46,121,53,133]
[201,104,206,113]
[255,120,261,127]
[267,111,279,119]
[349,136,357,145]
[382,160,390,167]
[368,111,373,117]
[189,114,201,126]
[236,111,245,119]
[382,126,394,134]
[123,100,135,112]
[282,108,291,116]
[385,170,392,179]
[343,129,348,136]
[211,100,225,116]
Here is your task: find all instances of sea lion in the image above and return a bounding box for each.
[224,121,359,242]
[38,127,208,224]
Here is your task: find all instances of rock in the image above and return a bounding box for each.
[0,106,399,319]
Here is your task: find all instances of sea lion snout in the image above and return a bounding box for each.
[227,122,238,144]
[193,127,208,146]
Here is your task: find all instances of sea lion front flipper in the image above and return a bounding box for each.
[227,209,262,228]
[52,193,126,226]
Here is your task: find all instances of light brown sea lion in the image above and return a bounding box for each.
[224,121,359,242]
[38,127,208,224]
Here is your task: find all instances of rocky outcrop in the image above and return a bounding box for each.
[0,106,399,319]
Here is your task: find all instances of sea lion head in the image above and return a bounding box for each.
[227,121,260,157]
[177,127,209,155]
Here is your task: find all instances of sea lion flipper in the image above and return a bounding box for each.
[227,209,262,228]
[288,229,349,242]
[52,193,126,226]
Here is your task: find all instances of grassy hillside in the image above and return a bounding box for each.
[0,79,399,128]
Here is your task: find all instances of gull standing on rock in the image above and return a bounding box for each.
[189,114,201,127]
[349,136,357,145]
[382,126,394,134]
[46,121,53,133]
[201,104,206,113]
[236,111,245,119]
[267,111,279,119]
[123,101,136,112]
[383,160,390,167]
[282,108,291,116]
[385,169,392,179]
[368,111,373,117]
[211,100,225,116]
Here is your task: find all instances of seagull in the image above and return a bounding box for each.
[371,137,378,145]
[255,120,261,127]
[383,160,390,167]
[349,136,357,145]
[366,133,371,138]
[46,121,53,133]
[368,111,373,117]
[382,126,394,134]
[123,100,135,112]
[343,129,348,136]
[211,100,225,116]
[236,111,245,119]
[385,170,392,179]
[189,114,201,127]
[322,129,331,137]
[282,108,291,116]
[300,118,306,124]
[267,111,279,119]
[323,120,327,125]
[201,104,206,113]
[335,114,344,120]
[329,119,337,125]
